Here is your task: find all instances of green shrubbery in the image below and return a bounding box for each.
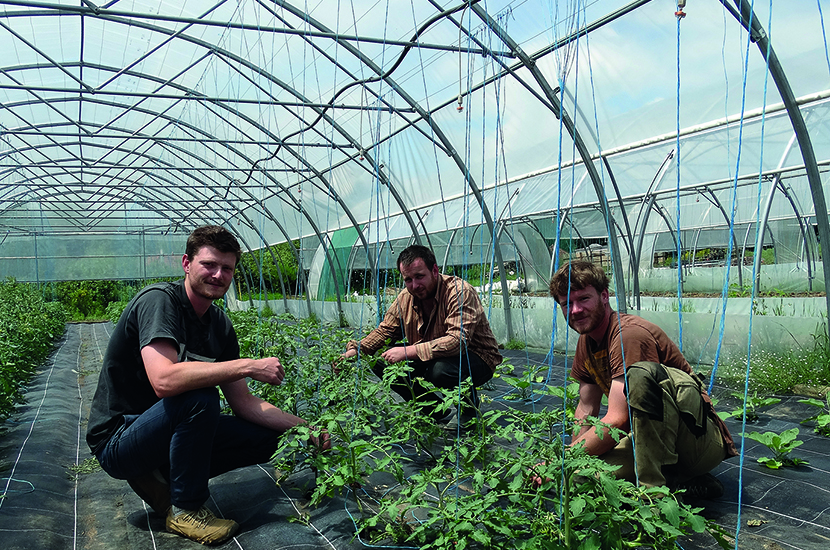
[234,242,301,299]
[0,279,69,420]
[40,278,176,321]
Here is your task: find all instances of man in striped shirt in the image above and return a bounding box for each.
[341,245,502,422]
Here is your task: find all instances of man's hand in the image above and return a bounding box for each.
[246,357,285,385]
[333,349,358,375]
[381,346,411,364]
[309,429,331,452]
[530,461,547,488]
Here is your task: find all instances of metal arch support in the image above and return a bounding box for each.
[271,0,515,340]
[630,149,675,308]
[2,125,314,318]
[767,179,816,290]
[697,187,744,288]
[441,228,460,272]
[602,157,637,279]
[50,18,394,287]
[723,0,830,319]
[634,195,681,306]
[470,3,627,314]
[753,131,815,293]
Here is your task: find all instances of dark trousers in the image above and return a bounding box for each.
[95,387,280,510]
[372,350,493,419]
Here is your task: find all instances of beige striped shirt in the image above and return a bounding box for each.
[348,273,502,371]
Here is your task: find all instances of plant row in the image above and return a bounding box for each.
[225,308,730,550]
[0,279,69,420]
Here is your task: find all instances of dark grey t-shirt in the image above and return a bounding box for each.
[86,280,238,454]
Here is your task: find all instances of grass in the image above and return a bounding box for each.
[66,457,101,481]
[716,330,830,394]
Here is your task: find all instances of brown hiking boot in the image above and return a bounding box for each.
[127,469,171,515]
[674,472,724,500]
[165,506,239,545]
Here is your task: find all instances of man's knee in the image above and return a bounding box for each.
[164,387,221,421]
[625,362,666,421]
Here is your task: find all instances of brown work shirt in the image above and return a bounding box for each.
[570,311,737,458]
[347,273,502,372]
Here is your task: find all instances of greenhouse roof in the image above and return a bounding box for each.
[1,0,829,299]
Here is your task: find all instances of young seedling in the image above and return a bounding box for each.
[799,395,830,436]
[719,391,780,422]
[744,428,808,469]
[502,364,547,401]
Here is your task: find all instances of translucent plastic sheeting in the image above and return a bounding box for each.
[0,231,183,282]
[1,0,828,289]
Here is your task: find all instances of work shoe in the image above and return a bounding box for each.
[127,469,171,515]
[674,472,724,500]
[165,506,239,545]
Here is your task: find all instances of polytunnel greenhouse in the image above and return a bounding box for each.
[1,0,830,549]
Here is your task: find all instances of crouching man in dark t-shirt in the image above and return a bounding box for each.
[86,225,328,545]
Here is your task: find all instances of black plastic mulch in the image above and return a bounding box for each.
[0,324,828,549]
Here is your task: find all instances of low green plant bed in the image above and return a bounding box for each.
[0,279,69,421]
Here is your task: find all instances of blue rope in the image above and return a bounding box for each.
[818,0,830,78]
[674,13,685,353]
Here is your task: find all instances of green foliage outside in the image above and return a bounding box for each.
[40,280,125,320]
[0,279,69,420]
[234,242,300,299]
[717,326,830,395]
[39,278,176,321]
[656,247,775,269]
[224,309,727,549]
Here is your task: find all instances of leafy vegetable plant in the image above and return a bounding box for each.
[799,395,830,436]
[719,391,780,422]
[228,308,728,549]
[744,428,808,469]
[0,279,69,420]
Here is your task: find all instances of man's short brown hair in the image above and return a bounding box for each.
[397,244,437,271]
[549,260,609,299]
[186,225,242,264]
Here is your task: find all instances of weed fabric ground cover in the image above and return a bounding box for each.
[0,324,827,549]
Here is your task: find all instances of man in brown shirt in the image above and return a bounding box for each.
[341,245,502,421]
[547,260,736,499]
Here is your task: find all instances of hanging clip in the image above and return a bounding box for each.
[675,0,687,19]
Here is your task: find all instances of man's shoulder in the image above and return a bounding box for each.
[439,273,476,292]
[127,280,185,318]
[134,280,182,301]
[611,312,663,334]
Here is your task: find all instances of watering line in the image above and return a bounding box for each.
[820,0,830,78]
[736,4,774,548]
[674,6,685,353]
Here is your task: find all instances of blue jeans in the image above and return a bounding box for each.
[95,387,281,510]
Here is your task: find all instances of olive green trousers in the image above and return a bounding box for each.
[602,361,725,488]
